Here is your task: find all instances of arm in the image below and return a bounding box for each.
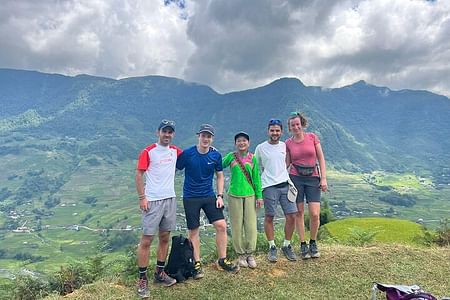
[254,146,264,173]
[252,156,264,208]
[176,151,185,170]
[286,144,292,170]
[215,170,225,208]
[222,152,232,169]
[135,169,149,211]
[315,143,328,192]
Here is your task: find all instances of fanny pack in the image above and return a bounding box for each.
[294,164,316,176]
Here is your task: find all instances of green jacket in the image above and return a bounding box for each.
[222,152,263,199]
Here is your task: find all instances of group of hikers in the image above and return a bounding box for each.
[135,112,328,298]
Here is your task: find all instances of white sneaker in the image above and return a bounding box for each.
[238,255,248,267]
[247,255,257,269]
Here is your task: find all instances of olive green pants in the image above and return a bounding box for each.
[228,195,257,255]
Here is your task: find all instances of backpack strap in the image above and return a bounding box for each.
[233,152,255,190]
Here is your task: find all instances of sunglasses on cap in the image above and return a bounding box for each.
[268,118,282,125]
[161,119,175,126]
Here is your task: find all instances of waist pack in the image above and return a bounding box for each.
[165,235,196,282]
[371,283,437,300]
[294,164,316,176]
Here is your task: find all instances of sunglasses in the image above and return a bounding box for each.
[268,118,282,126]
[161,119,175,126]
[289,111,300,117]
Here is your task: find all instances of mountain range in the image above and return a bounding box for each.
[1,68,449,179]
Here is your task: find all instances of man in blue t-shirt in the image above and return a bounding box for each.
[177,124,239,278]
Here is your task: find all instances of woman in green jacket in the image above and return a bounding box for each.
[222,132,263,268]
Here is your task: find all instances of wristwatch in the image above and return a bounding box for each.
[216,194,223,198]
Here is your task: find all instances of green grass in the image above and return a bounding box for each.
[42,244,450,300]
[324,217,425,245]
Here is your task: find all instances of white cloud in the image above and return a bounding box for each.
[0,0,449,96]
[0,0,194,79]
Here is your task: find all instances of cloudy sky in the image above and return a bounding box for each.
[1,0,449,96]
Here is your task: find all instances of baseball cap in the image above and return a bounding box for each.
[158,119,175,131]
[234,131,250,142]
[197,124,215,136]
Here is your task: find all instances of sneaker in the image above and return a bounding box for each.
[267,245,277,262]
[300,243,311,260]
[193,261,205,279]
[309,241,320,258]
[238,255,248,268]
[247,255,257,269]
[153,271,176,287]
[281,245,297,261]
[217,258,240,273]
[137,278,149,298]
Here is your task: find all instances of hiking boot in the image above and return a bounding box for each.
[153,271,176,287]
[300,243,311,260]
[309,241,320,258]
[137,278,149,298]
[217,258,240,273]
[238,255,248,268]
[281,245,297,261]
[193,261,204,279]
[267,245,277,262]
[247,255,257,269]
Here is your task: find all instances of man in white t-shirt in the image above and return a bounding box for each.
[255,119,298,262]
[135,119,182,298]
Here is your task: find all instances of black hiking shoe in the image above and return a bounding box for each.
[309,241,320,258]
[300,243,311,260]
[193,261,204,279]
[217,258,240,273]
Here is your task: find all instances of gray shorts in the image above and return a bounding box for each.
[289,175,321,203]
[263,183,298,216]
[141,197,177,236]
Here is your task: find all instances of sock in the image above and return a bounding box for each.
[310,239,316,244]
[139,267,147,280]
[268,240,276,248]
[301,241,307,246]
[156,260,165,274]
[218,257,226,263]
[283,239,291,247]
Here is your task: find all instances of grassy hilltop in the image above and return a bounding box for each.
[1,217,448,299]
[42,244,450,300]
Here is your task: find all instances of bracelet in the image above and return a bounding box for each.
[216,194,223,198]
[138,195,146,200]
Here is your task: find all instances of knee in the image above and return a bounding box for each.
[139,236,152,249]
[310,212,320,221]
[159,232,170,244]
[214,220,227,233]
[286,214,296,223]
[296,210,304,218]
[189,229,199,240]
[265,215,274,223]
